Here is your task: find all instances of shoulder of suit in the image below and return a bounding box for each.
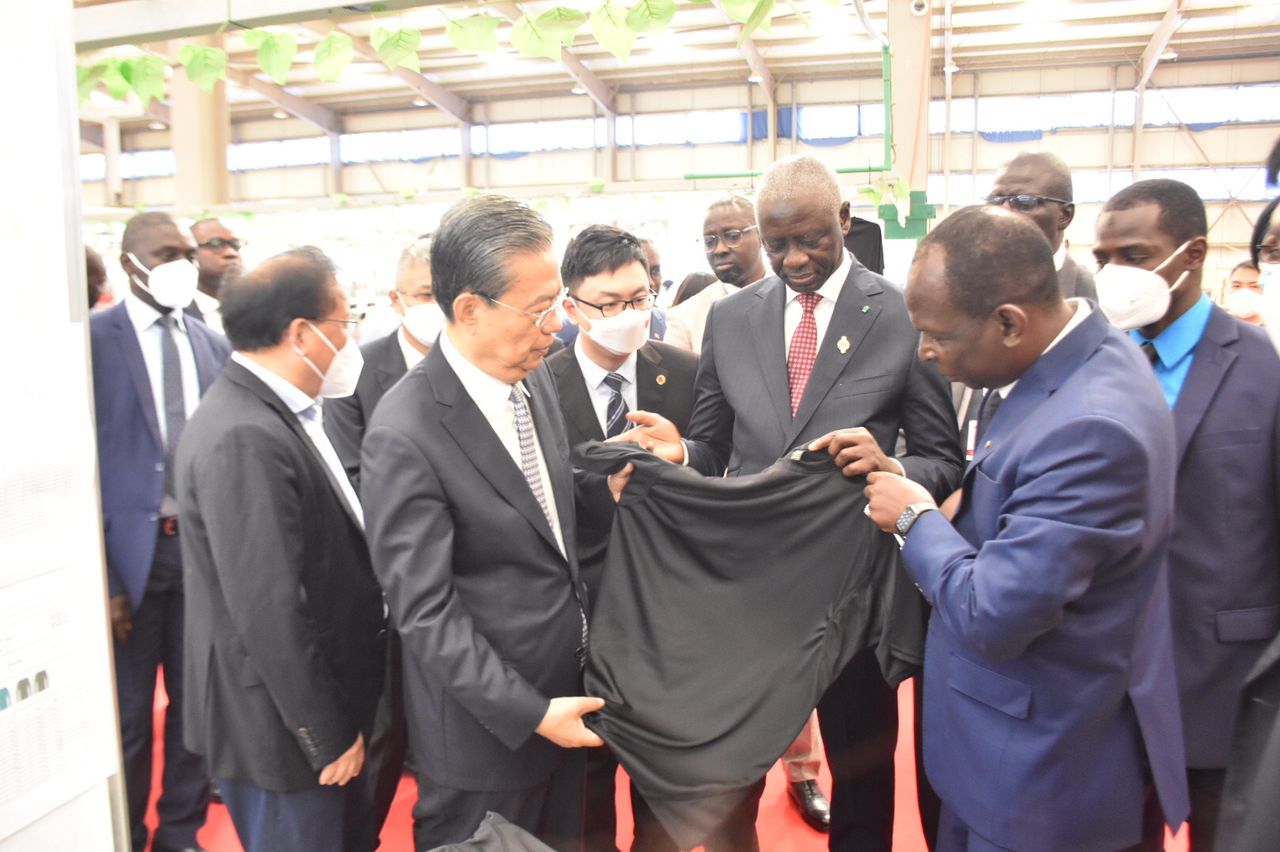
[544,342,577,371]
[360,329,400,357]
[643,339,699,370]
[89,301,127,336]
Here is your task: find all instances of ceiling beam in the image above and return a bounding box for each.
[1138,0,1185,90]
[489,2,614,114]
[75,0,450,52]
[710,0,775,101]
[223,66,341,133]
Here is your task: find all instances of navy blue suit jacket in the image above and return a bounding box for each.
[1168,304,1280,768]
[902,307,1190,850]
[91,301,230,609]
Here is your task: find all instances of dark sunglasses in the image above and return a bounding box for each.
[984,194,1070,212]
[198,237,245,251]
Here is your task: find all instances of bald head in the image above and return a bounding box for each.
[989,152,1076,251]
[758,156,842,213]
[756,156,850,292]
[121,212,180,256]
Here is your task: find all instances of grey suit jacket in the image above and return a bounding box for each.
[324,330,414,491]
[1057,253,1097,301]
[361,343,608,790]
[683,260,964,499]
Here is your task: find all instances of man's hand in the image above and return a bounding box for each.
[864,471,936,534]
[318,733,365,786]
[809,427,900,479]
[606,411,685,463]
[607,462,634,503]
[109,594,133,645]
[535,696,606,748]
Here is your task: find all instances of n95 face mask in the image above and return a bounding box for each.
[128,252,199,310]
[583,308,651,356]
[1095,241,1192,331]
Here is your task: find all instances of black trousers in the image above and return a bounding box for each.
[363,629,409,840]
[113,533,209,851]
[218,774,376,852]
[1187,767,1227,851]
[584,744,679,852]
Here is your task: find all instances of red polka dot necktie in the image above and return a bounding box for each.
[788,292,821,418]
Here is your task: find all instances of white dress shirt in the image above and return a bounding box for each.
[192,289,223,335]
[573,338,638,435]
[231,352,365,529]
[397,325,428,372]
[439,330,566,556]
[783,250,854,358]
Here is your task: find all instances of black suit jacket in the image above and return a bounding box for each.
[361,343,609,790]
[324,331,412,491]
[1057,253,1097,301]
[177,359,386,791]
[546,340,699,598]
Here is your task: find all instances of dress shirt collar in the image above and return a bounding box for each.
[998,298,1091,398]
[125,290,188,335]
[783,250,852,307]
[573,336,637,391]
[231,351,315,415]
[1130,293,1212,368]
[440,327,530,420]
[398,325,428,371]
[192,289,220,316]
[1053,242,1067,272]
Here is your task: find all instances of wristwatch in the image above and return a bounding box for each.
[895,502,936,537]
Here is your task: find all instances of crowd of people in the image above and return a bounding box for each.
[87,149,1280,852]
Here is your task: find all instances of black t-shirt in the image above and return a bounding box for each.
[574,443,925,849]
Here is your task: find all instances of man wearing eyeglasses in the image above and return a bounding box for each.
[188,219,245,335]
[666,196,768,356]
[361,195,618,851]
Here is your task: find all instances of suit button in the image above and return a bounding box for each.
[154,462,164,472]
[149,513,159,522]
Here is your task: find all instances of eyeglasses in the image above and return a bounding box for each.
[1256,244,1280,264]
[702,226,759,250]
[397,289,436,303]
[572,291,656,318]
[985,194,1070,212]
[198,237,245,251]
[309,317,359,329]
[484,288,566,329]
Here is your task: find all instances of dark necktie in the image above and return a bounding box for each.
[603,372,629,438]
[788,292,821,417]
[160,314,186,498]
[975,389,1004,446]
[1140,341,1160,367]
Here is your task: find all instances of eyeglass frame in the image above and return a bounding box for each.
[197,237,245,252]
[984,194,1071,212]
[570,291,656,318]
[1255,244,1280,264]
[308,317,359,329]
[483,288,567,328]
[702,225,760,250]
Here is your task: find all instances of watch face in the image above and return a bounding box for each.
[895,507,916,537]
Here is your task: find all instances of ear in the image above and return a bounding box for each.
[450,292,482,333]
[562,293,582,327]
[1183,236,1209,270]
[1058,202,1076,231]
[994,304,1029,348]
[837,201,852,237]
[388,289,404,315]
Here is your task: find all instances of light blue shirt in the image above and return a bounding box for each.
[1130,294,1213,409]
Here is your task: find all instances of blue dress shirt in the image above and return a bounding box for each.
[1130,293,1213,409]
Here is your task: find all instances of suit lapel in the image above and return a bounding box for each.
[637,345,668,413]
[1171,306,1237,466]
[529,368,576,576]
[375,331,409,397]
[110,305,163,449]
[786,265,884,446]
[551,350,604,444]
[187,322,221,393]
[746,278,794,439]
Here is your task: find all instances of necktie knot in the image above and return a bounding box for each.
[1140,341,1160,367]
[798,292,821,313]
[603,372,626,393]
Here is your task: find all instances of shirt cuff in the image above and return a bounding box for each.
[886,457,906,477]
[679,439,690,466]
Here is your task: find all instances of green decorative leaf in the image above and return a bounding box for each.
[100,59,131,100]
[587,176,606,194]
[371,27,421,73]
[313,31,354,81]
[244,29,297,85]
[510,15,561,62]
[536,7,588,46]
[120,55,167,108]
[625,0,676,33]
[720,0,757,24]
[590,3,636,62]
[77,63,107,104]
[446,14,500,53]
[177,44,226,92]
[738,0,775,44]
[893,178,911,200]
[856,185,883,208]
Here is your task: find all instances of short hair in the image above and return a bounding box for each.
[1000,151,1073,200]
[85,246,105,274]
[1252,196,1280,267]
[430,195,553,321]
[915,205,1061,318]
[673,271,717,305]
[1232,260,1259,275]
[220,251,340,351]
[758,156,842,215]
[121,211,178,255]
[190,218,224,239]
[560,225,648,293]
[396,237,432,283]
[707,194,755,217]
[1102,179,1207,246]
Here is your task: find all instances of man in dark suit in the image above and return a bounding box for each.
[861,204,1189,851]
[545,225,698,852]
[176,249,386,851]
[185,218,243,335]
[630,155,964,851]
[90,211,229,852]
[987,151,1096,301]
[361,195,617,851]
[1094,179,1280,851]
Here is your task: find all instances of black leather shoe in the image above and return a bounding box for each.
[152,844,209,852]
[787,779,831,832]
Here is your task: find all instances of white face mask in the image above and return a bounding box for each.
[128,252,198,310]
[401,301,445,346]
[582,307,651,356]
[293,321,364,398]
[1225,288,1264,320]
[1094,241,1193,331]
[1258,262,1280,292]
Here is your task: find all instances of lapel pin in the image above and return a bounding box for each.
[984,440,992,449]
[837,336,851,354]
[861,305,871,313]
[655,373,667,386]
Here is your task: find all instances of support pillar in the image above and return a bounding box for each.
[887,0,932,193]
[169,34,230,210]
[103,118,123,207]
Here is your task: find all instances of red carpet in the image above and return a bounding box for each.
[149,678,1188,850]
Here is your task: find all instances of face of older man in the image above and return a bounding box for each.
[759,196,851,293]
[470,248,564,384]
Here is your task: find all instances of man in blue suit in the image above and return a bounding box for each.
[855,205,1189,851]
[1095,179,1280,851]
[91,212,230,852]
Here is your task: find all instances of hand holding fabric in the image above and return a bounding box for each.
[809,427,903,478]
[864,471,935,533]
[536,696,606,748]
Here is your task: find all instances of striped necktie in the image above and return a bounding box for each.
[603,372,629,438]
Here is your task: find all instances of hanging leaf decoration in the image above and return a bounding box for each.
[625,0,676,33]
[178,44,227,92]
[119,55,168,108]
[590,2,636,62]
[100,59,132,100]
[243,29,297,85]
[77,63,108,105]
[739,0,775,43]
[511,15,562,62]
[536,7,588,47]
[371,26,422,73]
[720,0,757,24]
[313,31,354,82]
[446,14,501,53]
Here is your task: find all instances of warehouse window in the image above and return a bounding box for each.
[340,127,460,164]
[228,136,331,171]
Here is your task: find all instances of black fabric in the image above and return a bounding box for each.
[844,217,885,275]
[574,442,924,850]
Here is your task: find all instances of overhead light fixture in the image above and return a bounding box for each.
[272,109,289,119]
[571,85,587,95]
[943,62,959,74]
[147,120,167,131]
[412,97,428,107]
[747,74,763,84]
[1160,49,1178,61]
